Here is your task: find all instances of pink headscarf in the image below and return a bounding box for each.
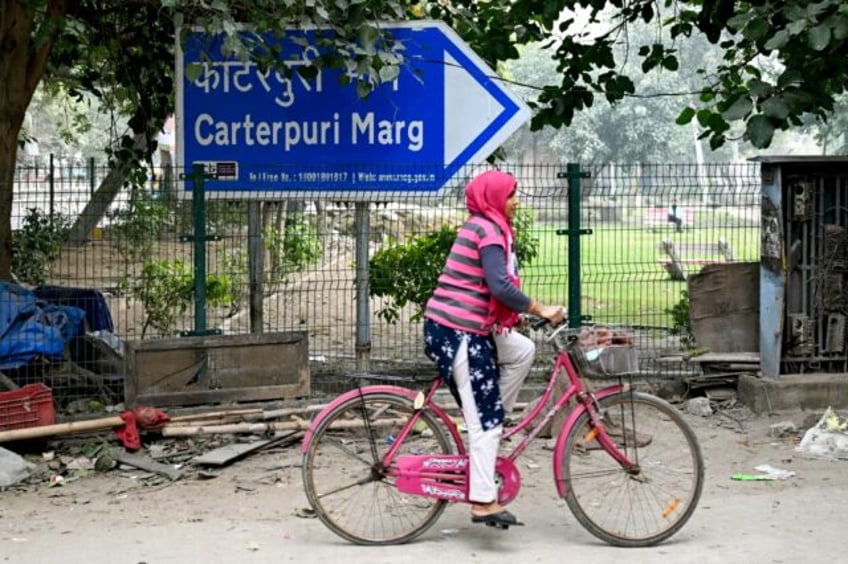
[465,170,516,241]
[465,170,521,331]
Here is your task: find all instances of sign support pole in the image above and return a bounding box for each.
[180,163,222,339]
[354,202,372,372]
[248,202,265,333]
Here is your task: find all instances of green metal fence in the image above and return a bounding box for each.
[5,159,761,404]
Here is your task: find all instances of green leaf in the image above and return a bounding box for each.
[661,55,679,71]
[764,29,789,50]
[787,19,807,35]
[359,25,379,55]
[696,109,713,128]
[721,96,753,120]
[776,69,802,88]
[833,15,848,40]
[378,64,399,82]
[744,17,770,41]
[748,79,773,98]
[356,79,372,99]
[727,13,752,32]
[746,115,776,148]
[185,63,203,83]
[676,107,696,125]
[808,23,832,51]
[762,97,790,120]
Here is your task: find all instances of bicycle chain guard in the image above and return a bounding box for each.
[392,454,522,505]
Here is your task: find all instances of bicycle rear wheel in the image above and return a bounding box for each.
[560,391,704,547]
[302,391,454,545]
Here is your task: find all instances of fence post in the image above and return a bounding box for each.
[560,163,592,327]
[49,154,55,223]
[88,157,95,197]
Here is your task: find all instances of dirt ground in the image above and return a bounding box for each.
[2,401,848,564]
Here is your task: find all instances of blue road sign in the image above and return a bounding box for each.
[176,21,530,199]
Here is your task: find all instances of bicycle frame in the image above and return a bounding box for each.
[301,344,639,502]
[300,381,465,457]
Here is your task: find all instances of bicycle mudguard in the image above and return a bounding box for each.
[300,385,464,454]
[551,384,624,498]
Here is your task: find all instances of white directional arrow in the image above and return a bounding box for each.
[439,30,530,170]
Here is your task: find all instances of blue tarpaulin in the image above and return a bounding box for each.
[0,281,86,371]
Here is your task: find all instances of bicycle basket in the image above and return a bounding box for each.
[583,345,638,376]
[568,325,638,377]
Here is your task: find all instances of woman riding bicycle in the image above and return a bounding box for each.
[423,169,565,528]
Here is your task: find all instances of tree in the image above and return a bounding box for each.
[3,0,848,280]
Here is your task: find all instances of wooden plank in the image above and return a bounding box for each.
[113,450,184,480]
[192,431,300,466]
[135,384,308,408]
[686,352,760,364]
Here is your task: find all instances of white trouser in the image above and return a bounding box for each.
[453,330,535,504]
[493,329,536,413]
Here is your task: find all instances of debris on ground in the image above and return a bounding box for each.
[0,399,326,492]
[686,397,713,417]
[731,464,797,481]
[0,446,35,487]
[796,407,848,460]
[769,420,798,438]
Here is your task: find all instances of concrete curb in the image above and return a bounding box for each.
[738,373,848,414]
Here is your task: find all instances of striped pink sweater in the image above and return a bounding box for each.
[424,215,505,335]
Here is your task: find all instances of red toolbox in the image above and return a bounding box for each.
[0,383,56,432]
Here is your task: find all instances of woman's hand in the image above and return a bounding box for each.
[527,299,566,326]
[537,304,566,326]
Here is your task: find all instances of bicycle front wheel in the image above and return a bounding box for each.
[560,391,704,547]
[302,391,454,545]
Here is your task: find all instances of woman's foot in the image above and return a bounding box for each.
[471,501,505,518]
[470,502,523,528]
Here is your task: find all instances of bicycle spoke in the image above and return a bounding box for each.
[315,473,382,499]
[318,435,379,468]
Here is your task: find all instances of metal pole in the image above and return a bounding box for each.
[354,202,371,372]
[248,201,264,333]
[49,154,55,223]
[179,164,220,338]
[88,157,95,197]
[567,162,585,327]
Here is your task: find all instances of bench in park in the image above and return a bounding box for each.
[657,238,734,281]
[644,206,693,232]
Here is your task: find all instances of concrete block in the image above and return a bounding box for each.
[738,373,848,414]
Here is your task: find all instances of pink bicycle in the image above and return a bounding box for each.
[301,323,704,546]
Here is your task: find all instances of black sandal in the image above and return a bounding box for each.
[471,509,524,529]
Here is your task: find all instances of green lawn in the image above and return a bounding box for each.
[521,213,760,328]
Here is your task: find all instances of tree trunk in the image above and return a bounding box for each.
[0,126,17,282]
[0,0,67,280]
[66,132,149,245]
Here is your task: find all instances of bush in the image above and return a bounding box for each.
[126,259,232,337]
[666,288,694,349]
[11,208,70,285]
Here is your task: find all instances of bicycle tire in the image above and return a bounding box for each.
[302,391,454,545]
[560,391,704,547]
